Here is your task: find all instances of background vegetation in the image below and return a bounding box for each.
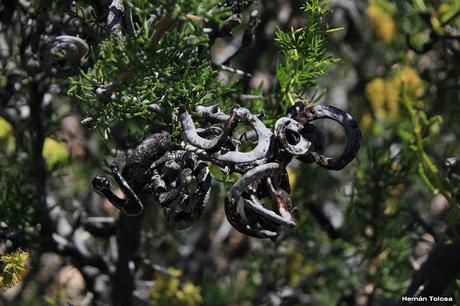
[1,0,460,305]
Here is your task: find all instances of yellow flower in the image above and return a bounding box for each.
[0,249,30,291]
[365,78,386,118]
[150,268,203,306]
[0,117,13,139]
[360,113,374,130]
[181,282,203,305]
[384,78,400,116]
[365,66,424,121]
[42,137,69,169]
[438,3,450,16]
[0,117,15,153]
[366,4,395,43]
[396,66,424,98]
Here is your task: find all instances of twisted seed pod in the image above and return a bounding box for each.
[225,162,286,238]
[296,105,361,170]
[149,151,212,229]
[41,35,88,75]
[213,107,273,164]
[49,35,88,60]
[92,102,361,239]
[179,105,231,151]
[180,105,273,164]
[195,105,230,122]
[274,117,311,155]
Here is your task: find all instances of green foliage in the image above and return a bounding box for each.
[400,90,458,216]
[275,1,339,105]
[0,153,39,231]
[69,0,240,142]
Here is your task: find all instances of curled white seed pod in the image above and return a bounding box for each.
[274,117,311,155]
[195,105,230,122]
[225,162,284,238]
[213,107,273,164]
[180,109,225,150]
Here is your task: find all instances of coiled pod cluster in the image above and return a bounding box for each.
[93,102,361,239]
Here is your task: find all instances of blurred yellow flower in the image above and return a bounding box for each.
[396,66,424,97]
[0,249,30,291]
[438,3,451,16]
[366,4,395,43]
[42,137,69,170]
[385,78,400,116]
[0,117,15,153]
[150,268,203,306]
[365,66,424,121]
[360,113,374,130]
[365,78,386,119]
[0,117,13,139]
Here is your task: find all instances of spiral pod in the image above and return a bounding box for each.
[149,151,212,229]
[92,132,173,216]
[294,105,361,170]
[180,105,273,164]
[92,102,361,239]
[40,35,88,76]
[179,104,233,151]
[225,163,296,239]
[92,162,144,217]
[274,117,312,156]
